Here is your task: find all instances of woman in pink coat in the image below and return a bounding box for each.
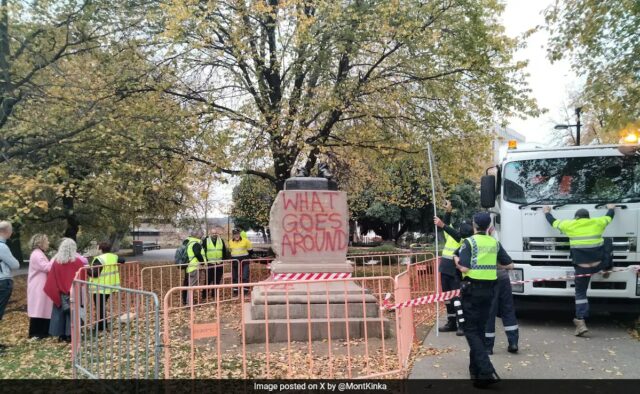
[27,234,53,338]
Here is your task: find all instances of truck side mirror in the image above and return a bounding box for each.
[480,175,496,208]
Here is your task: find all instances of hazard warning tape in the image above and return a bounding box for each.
[381,266,640,310]
[510,267,638,285]
[271,272,352,281]
[382,289,460,310]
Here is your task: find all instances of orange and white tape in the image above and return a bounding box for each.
[271,272,352,281]
[382,266,639,310]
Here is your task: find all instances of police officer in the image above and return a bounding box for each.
[434,203,474,336]
[483,226,519,354]
[455,212,513,387]
[543,204,616,336]
[485,270,519,354]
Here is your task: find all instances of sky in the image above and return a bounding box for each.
[502,0,581,144]
[209,1,581,216]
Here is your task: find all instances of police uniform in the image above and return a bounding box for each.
[458,212,512,386]
[545,207,615,335]
[438,212,463,334]
[484,269,519,354]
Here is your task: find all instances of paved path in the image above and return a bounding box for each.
[124,248,176,262]
[410,310,639,379]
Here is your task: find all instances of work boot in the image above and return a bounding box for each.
[473,371,501,388]
[439,318,457,332]
[573,318,589,336]
[456,324,465,336]
[507,330,519,353]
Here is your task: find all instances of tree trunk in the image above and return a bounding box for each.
[109,230,126,252]
[62,196,79,241]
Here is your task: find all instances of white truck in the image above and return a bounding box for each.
[480,142,640,314]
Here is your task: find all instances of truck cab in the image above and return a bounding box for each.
[480,143,640,313]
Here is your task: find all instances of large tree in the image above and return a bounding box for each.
[546,0,640,133]
[159,0,536,190]
[0,44,195,250]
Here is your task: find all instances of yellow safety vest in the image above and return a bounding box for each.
[186,237,202,274]
[228,238,251,257]
[89,253,120,294]
[205,237,224,263]
[442,232,461,259]
[462,234,498,281]
[552,216,611,249]
[240,231,248,241]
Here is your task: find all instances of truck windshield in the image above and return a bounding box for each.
[503,156,640,205]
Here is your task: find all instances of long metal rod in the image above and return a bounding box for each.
[427,142,440,336]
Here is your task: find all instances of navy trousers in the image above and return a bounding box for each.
[441,272,461,322]
[0,279,13,320]
[574,263,604,319]
[485,271,518,351]
[462,280,496,377]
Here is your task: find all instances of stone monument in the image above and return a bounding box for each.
[243,165,391,343]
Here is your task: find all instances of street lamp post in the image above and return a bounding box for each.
[554,107,583,146]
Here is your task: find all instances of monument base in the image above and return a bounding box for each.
[243,281,392,344]
[269,260,353,274]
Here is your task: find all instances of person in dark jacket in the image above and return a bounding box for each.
[182,231,206,305]
[434,208,474,336]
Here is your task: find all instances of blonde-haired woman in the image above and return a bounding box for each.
[27,234,53,338]
[44,238,85,342]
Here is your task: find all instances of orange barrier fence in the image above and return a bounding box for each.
[139,259,272,311]
[67,255,440,378]
[162,277,403,379]
[394,270,415,369]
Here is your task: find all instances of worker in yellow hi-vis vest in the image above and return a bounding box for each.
[200,226,228,300]
[543,204,616,336]
[228,228,253,295]
[181,230,206,305]
[88,242,125,331]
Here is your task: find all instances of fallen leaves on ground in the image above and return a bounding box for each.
[0,277,72,378]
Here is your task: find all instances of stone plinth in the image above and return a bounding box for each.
[269,186,351,274]
[243,282,391,344]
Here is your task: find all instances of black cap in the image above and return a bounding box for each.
[473,212,492,229]
[232,228,241,234]
[574,209,590,219]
